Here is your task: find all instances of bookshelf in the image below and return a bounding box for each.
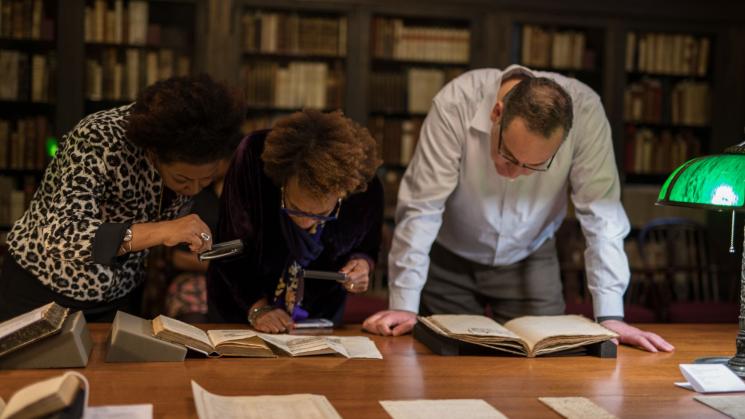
[239,7,348,134]
[622,30,713,185]
[83,0,196,115]
[0,0,58,237]
[510,21,605,99]
[367,14,471,220]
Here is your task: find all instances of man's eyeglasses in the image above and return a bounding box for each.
[496,122,557,172]
[280,187,342,222]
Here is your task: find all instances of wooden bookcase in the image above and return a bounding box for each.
[238,5,349,134]
[83,0,197,114]
[0,0,57,237]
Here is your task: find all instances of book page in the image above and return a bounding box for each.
[191,381,342,419]
[380,399,507,419]
[207,330,259,347]
[428,315,520,338]
[258,334,336,357]
[153,315,212,349]
[505,315,617,352]
[329,337,383,359]
[84,404,153,419]
[0,303,47,340]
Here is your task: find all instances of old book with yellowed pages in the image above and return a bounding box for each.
[0,371,87,419]
[0,302,69,358]
[417,314,618,357]
[151,315,382,359]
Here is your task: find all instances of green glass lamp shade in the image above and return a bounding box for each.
[657,145,745,211]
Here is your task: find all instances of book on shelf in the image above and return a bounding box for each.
[192,381,342,419]
[0,175,38,226]
[0,0,54,41]
[86,47,191,102]
[368,116,423,166]
[0,116,50,170]
[0,302,69,358]
[624,79,710,127]
[242,61,343,110]
[520,25,591,70]
[242,11,346,57]
[151,314,382,359]
[0,50,55,102]
[626,32,710,76]
[624,126,701,175]
[371,17,470,63]
[0,371,87,419]
[417,314,617,357]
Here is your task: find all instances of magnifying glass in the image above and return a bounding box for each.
[197,239,244,261]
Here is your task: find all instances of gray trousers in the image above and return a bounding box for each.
[420,239,565,324]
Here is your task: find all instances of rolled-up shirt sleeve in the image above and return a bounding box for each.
[388,100,464,313]
[569,94,631,319]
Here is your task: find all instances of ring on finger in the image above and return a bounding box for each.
[200,232,211,241]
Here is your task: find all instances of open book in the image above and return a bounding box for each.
[418,314,618,357]
[151,315,382,359]
[0,302,68,358]
[0,371,87,419]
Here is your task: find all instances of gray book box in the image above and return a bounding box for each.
[0,310,93,369]
[105,311,186,363]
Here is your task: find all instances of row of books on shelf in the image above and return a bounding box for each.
[242,115,283,135]
[0,175,35,226]
[380,169,402,219]
[372,17,470,64]
[242,62,344,110]
[0,50,54,102]
[0,0,54,41]
[625,32,710,76]
[371,68,462,114]
[624,127,701,175]
[0,116,50,170]
[368,116,423,166]
[85,0,151,47]
[519,25,594,70]
[623,79,710,126]
[242,11,346,57]
[86,48,191,102]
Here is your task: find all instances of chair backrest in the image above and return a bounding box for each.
[637,217,717,303]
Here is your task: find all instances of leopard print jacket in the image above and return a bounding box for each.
[7,105,190,302]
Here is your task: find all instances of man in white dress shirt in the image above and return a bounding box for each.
[363,65,674,352]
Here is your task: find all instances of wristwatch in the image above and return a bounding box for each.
[120,227,133,253]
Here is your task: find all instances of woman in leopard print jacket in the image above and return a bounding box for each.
[0,75,244,322]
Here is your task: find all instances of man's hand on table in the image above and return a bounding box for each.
[601,319,675,353]
[363,310,417,336]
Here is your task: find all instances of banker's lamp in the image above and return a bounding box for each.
[656,141,745,377]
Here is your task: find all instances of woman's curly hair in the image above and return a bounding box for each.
[262,110,382,198]
[126,74,244,164]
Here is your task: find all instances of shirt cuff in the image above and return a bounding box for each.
[591,292,625,320]
[596,316,624,322]
[388,286,422,313]
[92,223,129,266]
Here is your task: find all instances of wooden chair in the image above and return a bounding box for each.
[637,217,739,323]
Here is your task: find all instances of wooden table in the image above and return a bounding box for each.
[0,324,739,418]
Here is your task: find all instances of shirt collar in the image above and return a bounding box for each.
[469,65,537,135]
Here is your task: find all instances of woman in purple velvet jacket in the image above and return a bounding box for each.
[206,110,383,333]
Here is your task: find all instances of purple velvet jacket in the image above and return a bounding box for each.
[206,130,383,323]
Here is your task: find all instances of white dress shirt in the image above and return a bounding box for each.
[388,64,631,319]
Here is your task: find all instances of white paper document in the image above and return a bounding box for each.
[695,395,745,418]
[380,399,508,419]
[84,404,153,419]
[677,364,745,393]
[191,381,342,419]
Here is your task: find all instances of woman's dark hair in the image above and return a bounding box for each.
[262,110,382,198]
[126,74,245,164]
